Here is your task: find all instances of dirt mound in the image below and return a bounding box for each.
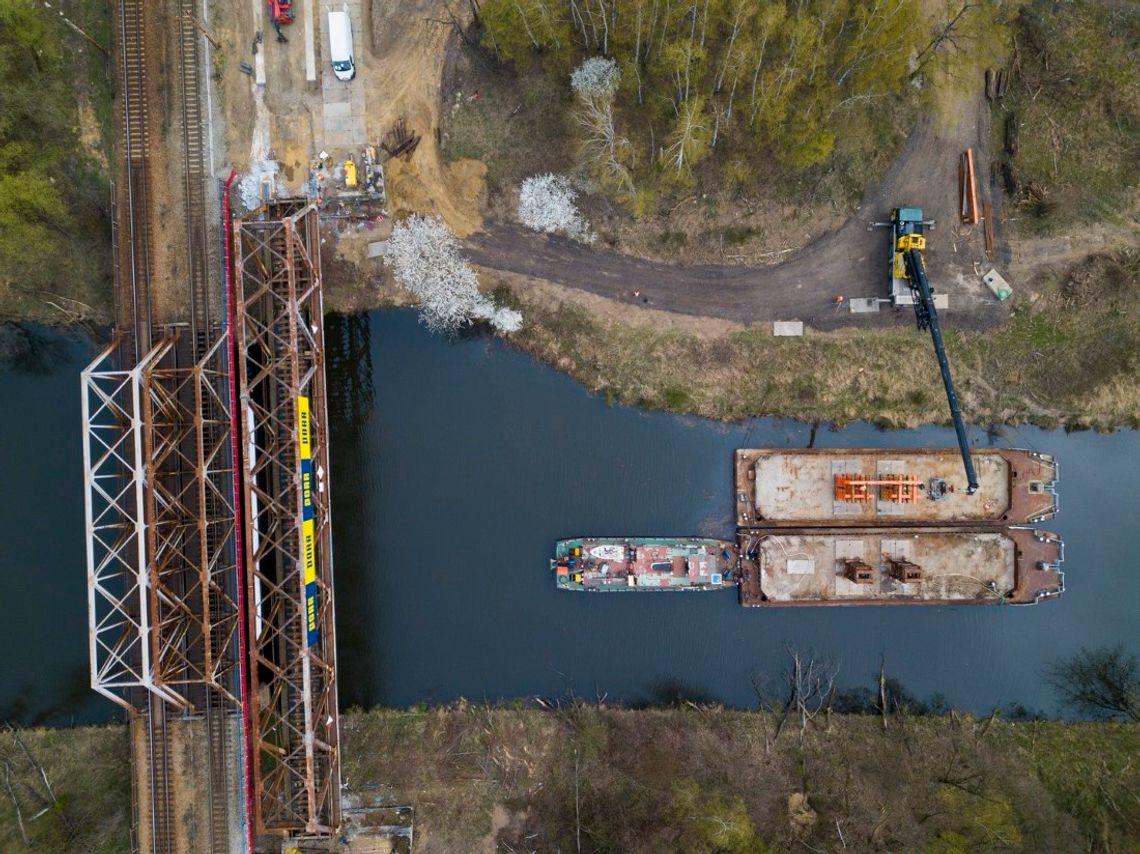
[386,155,486,235]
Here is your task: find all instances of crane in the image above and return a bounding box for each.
[888,207,979,495]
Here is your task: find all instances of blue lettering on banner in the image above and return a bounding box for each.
[301,458,314,521]
[305,581,320,646]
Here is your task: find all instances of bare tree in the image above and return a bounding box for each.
[753,648,840,759]
[788,649,840,750]
[1,724,59,847]
[571,58,634,190]
[1046,646,1140,721]
[911,1,980,78]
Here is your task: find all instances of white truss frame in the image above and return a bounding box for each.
[84,336,182,708]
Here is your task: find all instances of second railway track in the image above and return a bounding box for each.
[178,0,213,348]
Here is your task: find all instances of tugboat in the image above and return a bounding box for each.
[552,538,738,592]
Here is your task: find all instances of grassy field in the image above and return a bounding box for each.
[341,704,1139,853]
[489,246,1140,430]
[4,708,1135,852]
[0,725,129,853]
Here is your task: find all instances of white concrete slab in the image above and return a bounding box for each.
[983,268,1012,301]
[773,321,804,337]
[303,0,317,81]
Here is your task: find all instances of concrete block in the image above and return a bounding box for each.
[848,298,880,314]
[773,321,804,337]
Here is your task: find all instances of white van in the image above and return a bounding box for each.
[327,10,355,81]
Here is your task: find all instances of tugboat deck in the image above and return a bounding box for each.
[554,538,738,591]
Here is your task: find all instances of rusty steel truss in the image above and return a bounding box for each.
[234,198,341,836]
[84,329,240,710]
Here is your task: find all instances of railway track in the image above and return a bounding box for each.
[116,0,154,364]
[146,695,175,852]
[178,0,212,350]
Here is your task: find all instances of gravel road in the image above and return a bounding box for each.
[466,94,1007,332]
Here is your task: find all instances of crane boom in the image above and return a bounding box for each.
[901,246,979,494]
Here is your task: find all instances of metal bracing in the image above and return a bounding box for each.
[143,332,241,704]
[84,336,181,709]
[235,199,340,836]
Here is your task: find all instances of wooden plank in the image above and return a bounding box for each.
[983,201,995,259]
[960,149,979,225]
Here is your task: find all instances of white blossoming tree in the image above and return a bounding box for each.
[380,215,522,334]
[570,56,619,98]
[518,174,593,242]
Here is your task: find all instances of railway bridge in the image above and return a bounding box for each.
[81,1,341,849]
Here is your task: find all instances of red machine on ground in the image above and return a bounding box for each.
[268,0,294,25]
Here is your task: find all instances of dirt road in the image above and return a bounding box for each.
[467,92,1006,331]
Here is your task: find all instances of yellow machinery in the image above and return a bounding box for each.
[344,156,357,189]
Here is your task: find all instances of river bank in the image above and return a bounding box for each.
[321,241,1140,431]
[5,710,1137,851]
[493,244,1140,430]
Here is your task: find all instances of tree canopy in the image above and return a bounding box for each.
[0,0,110,317]
[480,0,926,182]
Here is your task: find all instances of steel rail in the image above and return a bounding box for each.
[178,0,211,348]
[117,0,154,364]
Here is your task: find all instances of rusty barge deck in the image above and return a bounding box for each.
[736,448,1058,528]
[737,527,1063,606]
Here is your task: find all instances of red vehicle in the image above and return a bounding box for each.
[268,0,294,25]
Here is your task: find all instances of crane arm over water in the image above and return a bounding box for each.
[890,207,979,495]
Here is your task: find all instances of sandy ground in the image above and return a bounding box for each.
[212,0,486,233]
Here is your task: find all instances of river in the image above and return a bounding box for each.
[3,313,1138,722]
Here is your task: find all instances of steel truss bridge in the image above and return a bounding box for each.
[82,1,341,849]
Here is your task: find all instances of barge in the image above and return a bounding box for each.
[553,538,738,591]
[737,526,1063,606]
[735,448,1057,528]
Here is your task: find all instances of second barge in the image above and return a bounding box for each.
[737,526,1064,606]
[736,448,1058,528]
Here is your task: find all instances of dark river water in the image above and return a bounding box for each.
[3,312,1138,722]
